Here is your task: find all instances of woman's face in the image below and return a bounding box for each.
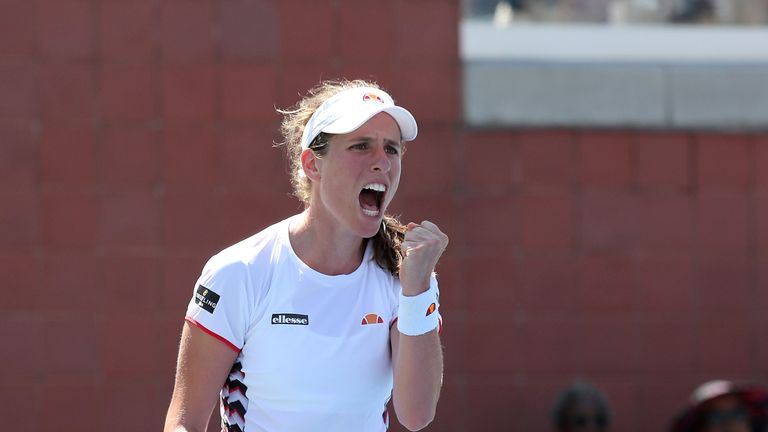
[700,395,751,432]
[310,112,403,239]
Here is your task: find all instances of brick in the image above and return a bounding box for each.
[578,131,632,190]
[99,1,155,62]
[40,62,98,124]
[218,126,289,191]
[394,0,458,63]
[160,0,215,62]
[465,316,522,373]
[633,194,692,252]
[338,0,395,61]
[101,126,161,187]
[0,63,38,119]
[579,316,641,374]
[278,0,335,61]
[0,253,39,310]
[757,137,768,193]
[275,62,339,109]
[38,0,95,59]
[695,257,751,312]
[37,254,102,311]
[758,258,768,310]
[0,193,39,251]
[462,131,517,195]
[101,63,156,121]
[696,134,750,192]
[100,314,179,376]
[0,126,38,191]
[164,124,217,186]
[99,256,162,312]
[465,376,521,430]
[519,192,574,252]
[390,63,459,124]
[694,193,749,253]
[162,190,222,249]
[517,256,579,312]
[219,64,277,121]
[337,61,395,91]
[0,0,36,58]
[390,193,456,247]
[633,255,694,314]
[218,0,278,61]
[515,317,582,372]
[461,256,518,313]
[43,317,101,374]
[757,308,768,375]
[637,318,695,372]
[635,132,690,192]
[40,190,98,252]
[580,191,636,252]
[0,316,45,380]
[214,191,298,246]
[0,384,39,430]
[40,126,97,186]
[637,380,699,432]
[759,195,768,256]
[98,377,172,432]
[578,254,635,312]
[456,195,518,257]
[398,127,456,197]
[694,312,753,374]
[518,131,576,191]
[38,379,101,432]
[100,189,160,251]
[161,64,215,121]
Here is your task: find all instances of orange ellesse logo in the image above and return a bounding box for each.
[426,303,436,316]
[361,313,384,325]
[362,93,384,103]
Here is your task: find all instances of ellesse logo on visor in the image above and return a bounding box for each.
[271,313,309,325]
[362,93,384,103]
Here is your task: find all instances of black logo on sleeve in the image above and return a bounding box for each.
[195,285,220,313]
[271,313,309,325]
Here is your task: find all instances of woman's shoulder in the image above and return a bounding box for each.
[203,217,293,274]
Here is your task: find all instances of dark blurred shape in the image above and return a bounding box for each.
[670,0,715,23]
[552,380,612,432]
[670,380,768,432]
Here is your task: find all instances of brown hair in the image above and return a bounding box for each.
[276,79,407,277]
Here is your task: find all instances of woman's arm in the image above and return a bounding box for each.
[164,321,239,432]
[390,220,448,431]
[391,326,443,431]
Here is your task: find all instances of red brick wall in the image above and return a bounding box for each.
[1,1,767,431]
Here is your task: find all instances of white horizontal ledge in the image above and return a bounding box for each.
[461,20,768,63]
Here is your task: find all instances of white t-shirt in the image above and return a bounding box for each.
[185,216,441,432]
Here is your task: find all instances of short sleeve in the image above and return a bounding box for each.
[185,256,250,353]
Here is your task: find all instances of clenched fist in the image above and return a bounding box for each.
[399,220,449,296]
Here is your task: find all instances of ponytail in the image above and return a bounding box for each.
[371,215,406,277]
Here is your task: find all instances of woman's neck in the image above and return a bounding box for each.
[289,209,367,276]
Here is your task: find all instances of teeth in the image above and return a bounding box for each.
[363,183,386,192]
[362,208,379,217]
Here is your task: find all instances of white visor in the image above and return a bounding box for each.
[300,87,418,149]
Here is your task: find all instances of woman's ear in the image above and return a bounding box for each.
[300,149,321,182]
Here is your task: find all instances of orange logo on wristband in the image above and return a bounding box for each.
[426,303,436,316]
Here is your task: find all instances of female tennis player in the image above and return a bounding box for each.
[163,79,447,432]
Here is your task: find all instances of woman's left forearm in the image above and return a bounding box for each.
[391,328,443,431]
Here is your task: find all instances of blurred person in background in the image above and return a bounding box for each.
[670,380,768,432]
[552,380,613,432]
[163,80,447,432]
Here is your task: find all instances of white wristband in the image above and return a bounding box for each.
[397,280,439,336]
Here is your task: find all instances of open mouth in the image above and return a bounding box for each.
[359,183,386,217]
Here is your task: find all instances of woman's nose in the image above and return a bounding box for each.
[370,146,391,173]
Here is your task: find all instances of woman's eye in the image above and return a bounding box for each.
[385,146,400,155]
[351,143,367,150]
